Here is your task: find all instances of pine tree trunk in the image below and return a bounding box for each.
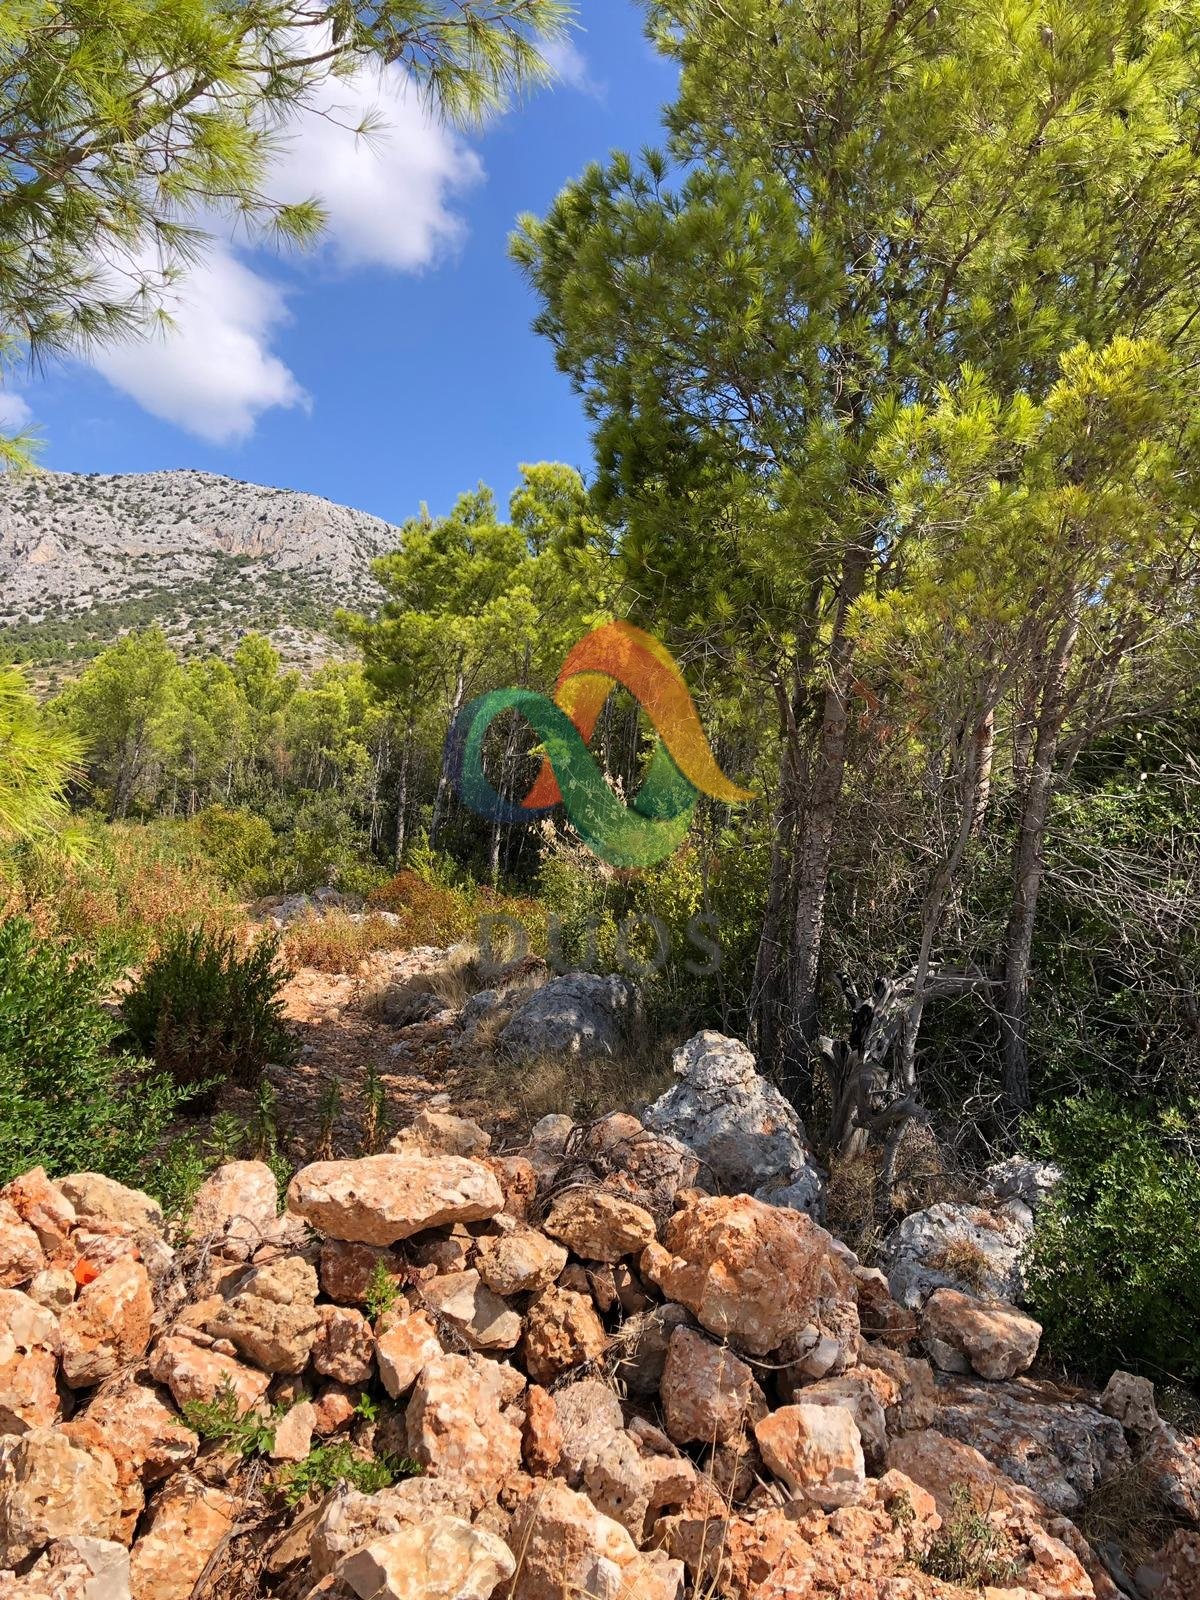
[394,712,415,866]
[430,669,464,847]
[1000,607,1080,1119]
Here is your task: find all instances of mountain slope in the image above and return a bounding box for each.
[0,469,403,669]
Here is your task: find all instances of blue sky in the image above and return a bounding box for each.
[7,3,676,525]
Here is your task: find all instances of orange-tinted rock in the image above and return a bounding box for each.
[484,1156,537,1222]
[543,1190,657,1263]
[661,1327,766,1447]
[753,1402,866,1508]
[270,1401,317,1462]
[318,1239,404,1305]
[521,1385,562,1476]
[0,1428,123,1564]
[506,1480,684,1600]
[186,1162,278,1253]
[58,1174,164,1239]
[68,1378,197,1486]
[640,1194,855,1357]
[128,1478,235,1600]
[313,1306,374,1385]
[147,1334,270,1415]
[375,1305,442,1399]
[521,1286,608,1386]
[0,1289,60,1435]
[0,1200,44,1290]
[0,1171,75,1256]
[404,1353,522,1510]
[475,1230,566,1297]
[420,1270,522,1352]
[286,1154,503,1245]
[336,1520,514,1600]
[921,1289,1041,1380]
[206,1253,319,1375]
[1134,1531,1200,1600]
[59,1260,153,1389]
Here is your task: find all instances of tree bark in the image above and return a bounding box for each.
[782,542,871,1096]
[1000,604,1081,1120]
[430,668,464,847]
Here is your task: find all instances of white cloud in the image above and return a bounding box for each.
[0,392,33,432]
[91,246,308,445]
[88,45,483,443]
[542,36,604,98]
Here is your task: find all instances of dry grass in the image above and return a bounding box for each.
[1076,1460,1187,1570]
[927,1238,993,1295]
[363,869,478,946]
[464,1038,674,1126]
[281,911,410,975]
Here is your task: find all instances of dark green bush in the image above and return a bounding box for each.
[0,915,186,1186]
[122,926,297,1110]
[1023,1092,1200,1384]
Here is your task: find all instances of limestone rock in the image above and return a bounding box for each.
[0,1537,131,1600]
[505,1480,684,1600]
[497,973,640,1065]
[420,1271,522,1351]
[59,1261,154,1389]
[0,1289,60,1434]
[337,1521,514,1600]
[475,1230,566,1297]
[1099,1370,1160,1440]
[931,1374,1129,1514]
[879,1201,1032,1309]
[318,1240,403,1306]
[67,1379,197,1486]
[553,1379,626,1487]
[389,1111,491,1159]
[521,1286,608,1386]
[186,1162,278,1253]
[573,1116,700,1216]
[374,1306,442,1399]
[791,1372,891,1473]
[660,1327,766,1447]
[57,1177,163,1240]
[609,1304,690,1398]
[921,1289,1042,1380]
[128,1479,235,1600]
[543,1190,657,1263]
[287,1155,503,1245]
[270,1401,317,1462]
[753,1402,866,1508]
[147,1334,270,1415]
[639,1193,856,1357]
[580,1424,697,1543]
[1134,1530,1200,1600]
[521,1386,562,1476]
[982,1157,1062,1213]
[643,1032,820,1206]
[207,1253,319,1375]
[309,1481,475,1578]
[27,1269,76,1314]
[0,1428,123,1565]
[0,1199,44,1290]
[1142,1423,1200,1524]
[0,1171,75,1255]
[313,1306,374,1385]
[404,1353,522,1510]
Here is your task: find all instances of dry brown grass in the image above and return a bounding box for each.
[464,1038,674,1127]
[1076,1460,1187,1570]
[927,1238,993,1295]
[281,910,409,975]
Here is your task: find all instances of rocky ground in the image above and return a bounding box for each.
[1,950,1198,1600]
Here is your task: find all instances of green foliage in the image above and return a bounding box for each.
[0,915,187,1186]
[275,1441,421,1509]
[364,1259,402,1322]
[0,666,81,842]
[122,926,296,1109]
[1024,1094,1200,1383]
[920,1485,1023,1588]
[182,1383,278,1458]
[182,806,277,895]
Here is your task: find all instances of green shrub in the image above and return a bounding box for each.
[276,1440,420,1508]
[182,805,277,895]
[1024,1093,1200,1383]
[0,915,187,1186]
[122,926,297,1110]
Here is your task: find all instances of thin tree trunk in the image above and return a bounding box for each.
[430,668,464,847]
[783,543,871,1095]
[1000,604,1081,1119]
[394,712,415,866]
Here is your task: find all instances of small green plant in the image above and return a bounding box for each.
[0,916,188,1187]
[364,1258,402,1322]
[360,1060,389,1154]
[122,925,296,1110]
[182,1383,277,1458]
[154,1132,212,1218]
[275,1442,420,1508]
[919,1486,1023,1588]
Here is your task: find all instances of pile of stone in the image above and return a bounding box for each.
[0,1042,1197,1600]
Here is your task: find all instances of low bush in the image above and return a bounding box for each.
[1023,1092,1200,1383]
[281,909,409,974]
[364,868,477,946]
[122,926,297,1109]
[180,804,277,895]
[0,916,187,1186]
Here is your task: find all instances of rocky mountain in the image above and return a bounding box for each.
[0,469,403,669]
